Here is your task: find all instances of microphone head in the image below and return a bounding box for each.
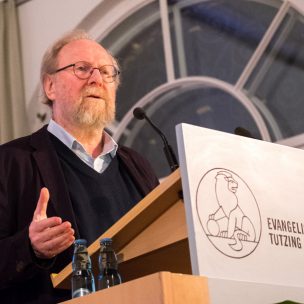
[133,107,146,120]
[234,127,255,139]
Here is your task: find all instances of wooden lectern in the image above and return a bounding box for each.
[51,169,206,302]
[60,272,209,304]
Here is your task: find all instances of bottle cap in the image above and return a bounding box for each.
[100,238,112,245]
[74,239,87,246]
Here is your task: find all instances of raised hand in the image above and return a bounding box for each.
[29,188,75,259]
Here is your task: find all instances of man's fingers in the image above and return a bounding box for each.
[43,232,75,256]
[33,188,50,221]
[30,216,62,234]
[38,236,75,259]
[29,219,75,259]
[31,220,73,243]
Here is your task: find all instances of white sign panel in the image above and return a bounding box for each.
[176,123,304,289]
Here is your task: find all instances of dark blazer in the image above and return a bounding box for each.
[0,126,159,303]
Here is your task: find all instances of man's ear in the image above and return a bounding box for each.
[43,74,56,101]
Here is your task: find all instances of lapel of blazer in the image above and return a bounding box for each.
[29,126,80,238]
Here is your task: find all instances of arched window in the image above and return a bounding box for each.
[84,0,304,177]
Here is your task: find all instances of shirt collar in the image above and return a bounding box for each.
[47,119,118,158]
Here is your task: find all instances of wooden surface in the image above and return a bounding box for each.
[119,238,191,282]
[60,272,209,304]
[51,169,190,289]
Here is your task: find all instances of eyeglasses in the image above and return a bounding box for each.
[54,61,120,83]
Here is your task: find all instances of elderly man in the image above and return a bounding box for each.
[0,30,159,303]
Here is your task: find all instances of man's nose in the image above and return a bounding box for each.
[88,68,104,85]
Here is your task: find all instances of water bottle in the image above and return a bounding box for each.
[71,239,95,298]
[97,238,122,290]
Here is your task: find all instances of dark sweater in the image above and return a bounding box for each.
[50,134,142,244]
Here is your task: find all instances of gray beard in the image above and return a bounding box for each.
[72,100,115,130]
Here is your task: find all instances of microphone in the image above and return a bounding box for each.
[133,107,179,172]
[234,127,256,139]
